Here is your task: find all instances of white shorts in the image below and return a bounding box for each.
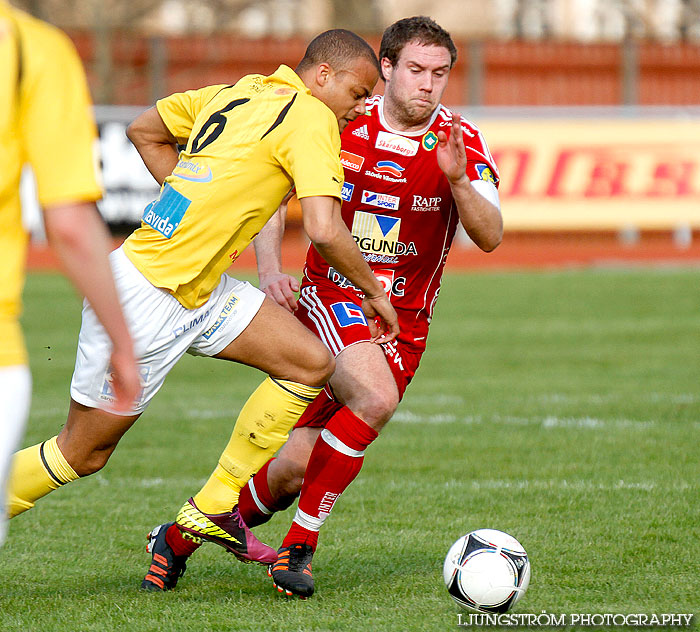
[70,247,265,415]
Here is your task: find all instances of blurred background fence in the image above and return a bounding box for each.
[12,0,700,105]
[13,0,700,258]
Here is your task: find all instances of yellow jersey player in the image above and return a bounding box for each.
[6,28,399,586]
[0,3,139,545]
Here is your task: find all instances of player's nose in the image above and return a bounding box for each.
[419,72,433,93]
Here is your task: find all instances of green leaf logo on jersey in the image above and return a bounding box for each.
[422,131,438,151]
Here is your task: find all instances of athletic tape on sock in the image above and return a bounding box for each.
[248,478,273,515]
[293,507,324,532]
[320,429,365,458]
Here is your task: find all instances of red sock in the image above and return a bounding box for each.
[282,406,378,551]
[166,523,202,557]
[239,459,278,528]
[294,386,343,430]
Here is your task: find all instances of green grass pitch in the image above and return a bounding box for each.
[1,267,698,631]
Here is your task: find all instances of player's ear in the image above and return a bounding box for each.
[380,58,393,82]
[315,62,332,87]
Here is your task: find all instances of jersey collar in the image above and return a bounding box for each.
[377,95,442,137]
[267,65,310,95]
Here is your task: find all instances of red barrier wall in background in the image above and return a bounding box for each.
[68,32,700,107]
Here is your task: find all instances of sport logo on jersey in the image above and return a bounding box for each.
[352,124,370,140]
[373,161,405,178]
[375,131,419,157]
[341,182,355,202]
[142,183,191,238]
[340,150,364,172]
[361,190,400,211]
[476,163,497,184]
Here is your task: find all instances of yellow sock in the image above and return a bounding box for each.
[193,377,321,514]
[7,436,79,518]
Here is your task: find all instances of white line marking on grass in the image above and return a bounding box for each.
[146,407,242,420]
[535,393,618,405]
[391,411,656,429]
[403,393,465,406]
[648,392,700,404]
[92,475,207,488]
[392,410,480,424]
[443,479,693,492]
[180,409,236,419]
[29,406,64,419]
[541,416,655,429]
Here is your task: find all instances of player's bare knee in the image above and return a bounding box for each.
[295,343,334,386]
[277,471,304,499]
[270,457,305,499]
[354,389,399,429]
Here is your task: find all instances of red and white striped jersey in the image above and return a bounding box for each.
[302,95,499,351]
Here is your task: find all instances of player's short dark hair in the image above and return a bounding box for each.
[297,29,380,75]
[379,16,457,77]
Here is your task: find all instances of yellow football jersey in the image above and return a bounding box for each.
[122,65,344,310]
[0,3,102,367]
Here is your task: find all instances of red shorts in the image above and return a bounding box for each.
[294,283,424,428]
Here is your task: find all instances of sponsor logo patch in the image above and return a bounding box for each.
[142,183,190,238]
[330,302,368,327]
[101,366,150,406]
[383,339,405,371]
[340,150,365,172]
[411,194,442,212]
[202,292,240,340]
[351,211,417,257]
[341,182,355,202]
[172,307,212,339]
[173,159,213,183]
[476,163,497,184]
[375,131,419,157]
[352,211,401,254]
[373,268,406,297]
[373,160,405,178]
[361,190,400,211]
[364,170,407,184]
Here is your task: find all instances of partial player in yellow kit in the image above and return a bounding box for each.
[0,0,139,543]
[0,2,138,546]
[5,27,399,583]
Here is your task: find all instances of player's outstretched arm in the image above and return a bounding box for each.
[127,107,180,186]
[437,113,503,252]
[300,195,399,344]
[43,201,140,412]
[254,201,300,312]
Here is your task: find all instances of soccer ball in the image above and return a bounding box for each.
[443,529,530,613]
